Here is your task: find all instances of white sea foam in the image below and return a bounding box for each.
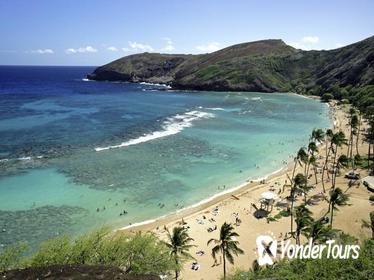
[251,97,262,101]
[17,156,32,161]
[81,78,91,82]
[238,110,252,115]
[205,107,225,111]
[118,218,159,230]
[0,155,44,162]
[139,82,172,89]
[95,111,214,152]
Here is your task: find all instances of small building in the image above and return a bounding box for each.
[362,176,374,192]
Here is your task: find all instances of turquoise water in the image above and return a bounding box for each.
[0,66,331,249]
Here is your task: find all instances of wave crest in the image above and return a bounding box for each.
[95,110,214,152]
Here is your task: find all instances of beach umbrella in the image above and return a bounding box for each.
[261,191,278,200]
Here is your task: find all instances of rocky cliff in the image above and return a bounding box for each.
[88,37,374,92]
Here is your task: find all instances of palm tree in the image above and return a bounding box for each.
[348,114,359,168]
[347,108,358,160]
[291,148,308,183]
[330,132,347,191]
[328,187,349,227]
[312,128,325,144]
[346,108,355,157]
[308,141,318,154]
[361,211,374,238]
[309,155,319,185]
[290,173,307,236]
[164,226,195,280]
[303,216,332,243]
[325,129,334,155]
[294,204,313,245]
[366,118,374,173]
[355,110,362,157]
[321,129,334,192]
[334,155,349,183]
[207,222,244,279]
[306,141,318,183]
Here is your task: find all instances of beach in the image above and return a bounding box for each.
[121,101,373,280]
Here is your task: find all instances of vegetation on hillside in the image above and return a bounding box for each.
[0,228,177,276]
[88,36,374,93]
[225,238,374,280]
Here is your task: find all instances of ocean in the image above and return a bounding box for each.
[0,66,331,249]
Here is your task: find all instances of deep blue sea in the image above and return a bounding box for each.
[0,66,331,249]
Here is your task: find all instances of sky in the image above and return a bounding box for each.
[0,0,373,66]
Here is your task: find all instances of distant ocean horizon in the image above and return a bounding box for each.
[0,66,331,249]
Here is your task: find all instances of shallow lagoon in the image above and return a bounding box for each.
[0,66,330,249]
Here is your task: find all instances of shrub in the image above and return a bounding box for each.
[0,242,28,272]
[321,93,334,102]
[225,238,374,280]
[3,227,176,276]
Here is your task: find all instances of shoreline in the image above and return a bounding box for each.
[119,95,331,234]
[118,165,289,232]
[128,99,372,280]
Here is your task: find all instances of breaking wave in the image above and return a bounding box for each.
[95,110,214,151]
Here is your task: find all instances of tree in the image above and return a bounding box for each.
[309,155,319,185]
[347,109,358,168]
[294,205,313,245]
[306,142,318,185]
[330,132,347,191]
[225,237,374,280]
[303,216,331,243]
[311,128,325,144]
[365,117,374,173]
[119,232,174,275]
[355,111,362,157]
[335,155,349,178]
[164,226,195,280]
[321,129,334,192]
[290,173,307,236]
[361,211,374,238]
[321,93,334,103]
[328,188,349,227]
[207,222,244,279]
[291,148,308,182]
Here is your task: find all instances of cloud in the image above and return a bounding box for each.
[288,41,310,50]
[107,46,118,52]
[301,36,319,44]
[195,42,221,53]
[161,37,175,52]
[122,41,154,53]
[31,49,54,54]
[65,46,98,54]
[288,36,320,50]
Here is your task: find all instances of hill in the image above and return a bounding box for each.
[87,37,374,93]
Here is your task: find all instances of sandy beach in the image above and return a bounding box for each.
[121,101,373,280]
